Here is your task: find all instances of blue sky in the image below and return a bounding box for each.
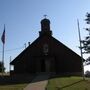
[0,0,90,72]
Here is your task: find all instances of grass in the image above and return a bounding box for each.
[47,76,90,90]
[0,73,34,90]
[0,83,27,90]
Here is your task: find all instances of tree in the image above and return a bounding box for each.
[0,61,5,72]
[81,13,90,65]
[85,70,90,77]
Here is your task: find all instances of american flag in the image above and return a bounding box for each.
[1,25,5,44]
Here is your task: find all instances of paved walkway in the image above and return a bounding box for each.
[24,74,49,90]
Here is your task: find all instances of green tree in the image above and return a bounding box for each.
[0,61,5,72]
[81,13,90,65]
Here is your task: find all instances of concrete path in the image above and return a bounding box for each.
[24,74,49,90]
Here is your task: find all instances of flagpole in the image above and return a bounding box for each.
[77,19,85,80]
[1,24,5,76]
[2,43,4,76]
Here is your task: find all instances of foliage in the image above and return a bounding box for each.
[0,61,5,72]
[85,70,90,77]
[81,13,90,65]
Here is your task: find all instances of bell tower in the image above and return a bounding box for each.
[39,17,52,36]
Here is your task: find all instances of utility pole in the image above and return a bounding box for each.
[77,19,85,80]
[9,56,11,73]
[24,43,26,49]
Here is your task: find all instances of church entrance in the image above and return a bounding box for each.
[41,59,46,72]
[40,59,51,73]
[36,57,55,73]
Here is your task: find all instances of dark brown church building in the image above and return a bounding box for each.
[10,18,82,75]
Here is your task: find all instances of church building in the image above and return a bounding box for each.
[10,18,82,75]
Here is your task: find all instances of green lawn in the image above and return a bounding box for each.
[0,83,27,90]
[47,76,90,90]
[0,73,35,90]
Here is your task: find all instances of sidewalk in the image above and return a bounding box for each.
[24,74,49,90]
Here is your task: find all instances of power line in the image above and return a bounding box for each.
[0,46,24,53]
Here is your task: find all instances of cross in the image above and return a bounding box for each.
[44,15,47,19]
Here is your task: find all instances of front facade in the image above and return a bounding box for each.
[10,18,82,75]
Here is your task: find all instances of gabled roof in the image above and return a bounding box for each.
[10,35,82,65]
[10,36,41,65]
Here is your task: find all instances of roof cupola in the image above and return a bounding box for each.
[39,17,52,36]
